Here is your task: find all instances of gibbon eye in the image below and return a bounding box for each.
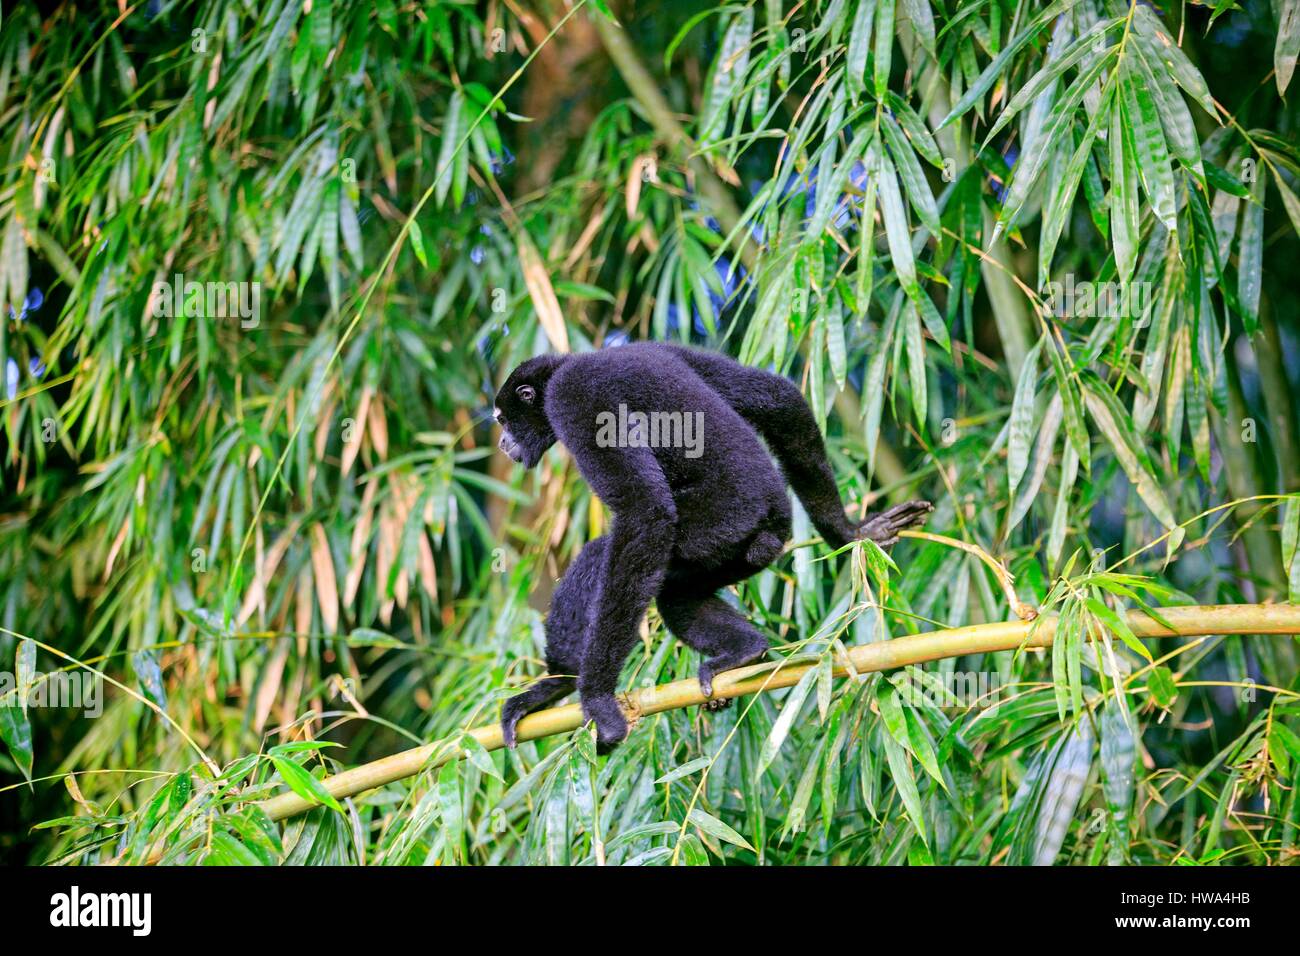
[516,384,536,404]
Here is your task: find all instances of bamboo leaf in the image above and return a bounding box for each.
[408,219,429,269]
[435,91,465,207]
[937,0,1082,129]
[1086,596,1153,662]
[981,17,1118,151]
[885,93,943,168]
[1008,338,1044,499]
[1133,6,1216,115]
[881,727,927,843]
[873,0,895,99]
[1039,94,1109,287]
[876,151,916,288]
[1121,65,1177,231]
[903,300,927,426]
[272,757,343,813]
[756,665,817,777]
[1110,95,1140,283]
[1276,0,1300,95]
[688,807,755,853]
[1238,163,1266,333]
[1081,376,1177,531]
[845,0,877,98]
[700,9,753,144]
[882,113,940,235]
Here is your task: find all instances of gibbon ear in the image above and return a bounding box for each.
[516,384,537,404]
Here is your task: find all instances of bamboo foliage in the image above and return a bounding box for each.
[0,1,1297,865]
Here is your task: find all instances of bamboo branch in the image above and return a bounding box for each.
[898,529,1038,621]
[258,603,1300,822]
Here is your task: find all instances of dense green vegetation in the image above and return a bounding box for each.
[1,0,1298,865]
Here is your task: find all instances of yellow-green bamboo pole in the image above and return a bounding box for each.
[258,603,1300,822]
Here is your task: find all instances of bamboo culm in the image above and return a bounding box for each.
[256,603,1300,822]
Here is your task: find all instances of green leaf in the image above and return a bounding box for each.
[1132,6,1216,115]
[981,17,1119,151]
[808,130,868,237]
[903,300,927,426]
[1081,375,1178,531]
[826,306,847,389]
[901,0,936,56]
[937,0,1082,129]
[1046,339,1091,473]
[1046,439,1080,571]
[436,761,463,862]
[882,113,940,234]
[664,6,745,70]
[1008,337,1043,499]
[1051,604,1078,719]
[1274,173,1300,241]
[1,214,27,318]
[1122,65,1177,231]
[907,283,950,354]
[272,756,343,813]
[1039,94,1109,286]
[688,807,755,853]
[999,52,1112,234]
[873,0,895,99]
[1237,163,1266,333]
[554,280,616,304]
[1132,41,1204,183]
[845,0,877,98]
[902,704,944,787]
[408,219,428,269]
[434,91,465,207]
[881,726,927,843]
[700,8,754,145]
[1148,666,1178,708]
[0,703,33,783]
[1085,596,1153,663]
[1279,0,1300,95]
[655,756,712,784]
[587,0,619,25]
[876,151,916,288]
[1272,722,1300,767]
[862,295,899,469]
[756,665,816,777]
[460,733,503,780]
[885,93,943,168]
[783,736,825,837]
[1110,96,1140,283]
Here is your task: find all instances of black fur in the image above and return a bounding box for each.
[495,342,931,751]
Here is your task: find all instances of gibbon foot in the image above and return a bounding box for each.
[857,500,934,548]
[582,693,630,755]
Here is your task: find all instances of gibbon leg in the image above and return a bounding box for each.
[657,593,770,708]
[501,536,607,747]
[500,675,576,748]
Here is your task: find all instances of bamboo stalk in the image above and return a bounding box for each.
[258,603,1300,822]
